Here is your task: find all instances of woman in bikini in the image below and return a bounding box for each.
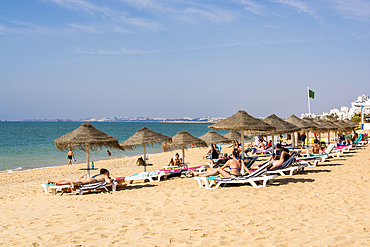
[47,168,113,189]
[192,150,250,177]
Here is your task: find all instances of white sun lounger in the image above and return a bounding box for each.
[194,162,277,189]
[266,153,308,176]
[125,171,162,183]
[41,181,117,195]
[296,156,321,167]
[41,184,74,195]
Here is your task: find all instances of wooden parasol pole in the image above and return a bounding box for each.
[86,144,90,177]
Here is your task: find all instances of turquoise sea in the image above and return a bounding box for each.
[0,122,230,173]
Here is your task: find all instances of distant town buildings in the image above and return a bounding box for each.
[20,116,224,123]
[301,94,370,120]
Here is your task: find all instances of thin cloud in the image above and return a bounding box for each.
[44,0,164,32]
[118,0,174,14]
[68,23,102,33]
[112,25,135,34]
[76,38,325,56]
[233,0,264,16]
[183,7,235,23]
[118,16,164,31]
[42,0,113,17]
[76,47,174,55]
[331,0,370,21]
[269,0,321,20]
[0,21,54,34]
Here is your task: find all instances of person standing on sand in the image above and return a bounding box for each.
[67,148,74,165]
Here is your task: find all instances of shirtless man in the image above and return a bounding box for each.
[192,150,249,177]
[47,168,113,189]
[67,148,74,165]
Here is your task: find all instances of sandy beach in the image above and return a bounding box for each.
[1,144,370,246]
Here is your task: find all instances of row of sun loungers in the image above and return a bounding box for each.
[41,140,366,194]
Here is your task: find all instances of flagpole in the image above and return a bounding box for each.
[307,87,311,117]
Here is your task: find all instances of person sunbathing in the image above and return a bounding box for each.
[250,151,291,170]
[168,153,182,166]
[309,139,322,155]
[251,139,266,154]
[47,168,113,189]
[192,150,249,177]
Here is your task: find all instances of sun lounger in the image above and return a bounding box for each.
[125,171,161,183]
[296,156,321,167]
[266,153,307,176]
[41,183,73,195]
[41,180,117,195]
[194,162,277,189]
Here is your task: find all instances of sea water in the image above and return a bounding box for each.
[0,122,232,173]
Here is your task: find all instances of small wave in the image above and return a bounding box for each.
[0,167,23,174]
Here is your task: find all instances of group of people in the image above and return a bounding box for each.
[192,145,292,178]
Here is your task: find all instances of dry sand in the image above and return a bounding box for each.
[0,144,370,246]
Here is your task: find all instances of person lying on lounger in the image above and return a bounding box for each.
[250,151,291,170]
[192,150,250,177]
[47,168,113,189]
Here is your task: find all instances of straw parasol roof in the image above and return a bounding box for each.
[199,131,232,145]
[162,131,207,166]
[162,131,207,152]
[284,115,317,132]
[120,127,171,149]
[338,120,354,131]
[224,130,251,141]
[120,127,171,172]
[260,114,301,134]
[344,119,358,127]
[54,122,124,152]
[329,120,352,131]
[314,119,338,131]
[302,118,327,131]
[209,110,275,134]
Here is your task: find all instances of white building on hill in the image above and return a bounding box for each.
[301,94,369,120]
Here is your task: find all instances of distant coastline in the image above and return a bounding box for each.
[8,116,224,123]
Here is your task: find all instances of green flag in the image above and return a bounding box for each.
[309,89,315,99]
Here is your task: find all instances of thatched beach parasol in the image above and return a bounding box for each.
[315,119,338,143]
[344,119,358,127]
[162,131,207,167]
[338,120,354,131]
[209,110,275,159]
[285,115,318,152]
[258,114,301,151]
[120,127,171,172]
[285,115,317,132]
[54,122,124,177]
[199,130,231,145]
[224,130,251,149]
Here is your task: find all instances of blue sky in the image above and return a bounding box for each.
[1,0,369,120]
